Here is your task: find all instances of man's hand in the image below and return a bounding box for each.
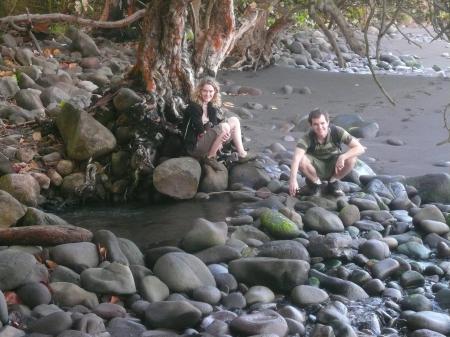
[335,154,346,174]
[289,178,299,197]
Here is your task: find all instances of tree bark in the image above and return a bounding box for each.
[316,0,366,56]
[190,0,258,77]
[131,0,193,99]
[0,225,93,246]
[310,4,345,68]
[227,1,293,70]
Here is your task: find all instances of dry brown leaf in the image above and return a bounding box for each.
[46,260,58,269]
[4,59,15,67]
[32,131,42,141]
[4,291,22,305]
[0,70,14,77]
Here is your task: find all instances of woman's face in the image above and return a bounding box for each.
[201,84,215,104]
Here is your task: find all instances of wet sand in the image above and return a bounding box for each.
[220,67,450,177]
[220,26,450,177]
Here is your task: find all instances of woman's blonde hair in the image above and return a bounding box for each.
[192,77,222,107]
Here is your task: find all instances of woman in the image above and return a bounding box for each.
[183,77,248,169]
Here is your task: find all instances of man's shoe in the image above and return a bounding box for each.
[328,180,345,197]
[203,157,224,171]
[297,182,321,197]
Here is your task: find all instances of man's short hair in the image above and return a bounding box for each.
[308,108,329,124]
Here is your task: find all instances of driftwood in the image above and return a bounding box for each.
[0,225,93,246]
[0,9,146,29]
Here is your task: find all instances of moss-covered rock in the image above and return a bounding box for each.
[260,209,301,239]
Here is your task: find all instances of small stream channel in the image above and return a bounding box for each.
[58,195,238,250]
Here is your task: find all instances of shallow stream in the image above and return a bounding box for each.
[58,195,237,250]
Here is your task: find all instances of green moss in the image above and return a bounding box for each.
[260,209,301,239]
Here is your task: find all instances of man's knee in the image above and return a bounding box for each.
[299,156,313,172]
[345,156,357,168]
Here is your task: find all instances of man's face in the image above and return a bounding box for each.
[310,114,329,139]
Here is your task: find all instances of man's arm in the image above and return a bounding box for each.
[289,147,306,196]
[335,138,366,170]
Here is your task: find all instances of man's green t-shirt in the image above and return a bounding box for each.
[297,125,354,160]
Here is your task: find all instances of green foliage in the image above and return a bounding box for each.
[295,9,314,28]
[49,23,68,36]
[14,71,21,83]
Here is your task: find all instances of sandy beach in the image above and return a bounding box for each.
[220,56,450,178]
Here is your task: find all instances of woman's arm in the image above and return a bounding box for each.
[187,104,205,134]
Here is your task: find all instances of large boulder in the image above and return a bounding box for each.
[259,209,301,239]
[199,164,228,192]
[67,27,101,57]
[406,173,450,204]
[0,152,14,175]
[50,242,100,273]
[229,161,270,189]
[80,262,136,295]
[0,173,40,207]
[153,157,201,199]
[310,269,369,301]
[50,282,99,308]
[0,190,27,228]
[56,102,116,160]
[14,88,44,112]
[113,88,142,113]
[0,76,20,98]
[407,311,450,335]
[144,301,202,330]
[19,207,69,227]
[230,310,288,337]
[229,257,310,292]
[153,252,216,292]
[257,240,310,261]
[308,233,355,259]
[0,249,48,291]
[303,207,344,233]
[180,218,228,252]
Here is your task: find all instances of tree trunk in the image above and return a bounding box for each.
[227,3,292,70]
[131,0,193,100]
[317,0,366,56]
[190,0,258,77]
[0,226,93,246]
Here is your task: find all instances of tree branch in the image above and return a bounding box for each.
[364,1,396,106]
[394,22,422,48]
[0,9,146,29]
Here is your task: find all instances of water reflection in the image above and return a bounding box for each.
[58,195,236,249]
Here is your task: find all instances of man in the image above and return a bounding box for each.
[289,109,365,197]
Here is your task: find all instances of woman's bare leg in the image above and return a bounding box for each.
[207,123,230,158]
[227,117,247,157]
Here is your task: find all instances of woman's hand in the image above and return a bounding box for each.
[221,131,230,142]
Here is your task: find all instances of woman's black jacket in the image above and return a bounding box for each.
[183,101,221,152]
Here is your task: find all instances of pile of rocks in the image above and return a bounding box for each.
[273,27,450,77]
[1,145,450,336]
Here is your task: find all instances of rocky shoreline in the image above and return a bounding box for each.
[1,24,450,337]
[1,162,450,337]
